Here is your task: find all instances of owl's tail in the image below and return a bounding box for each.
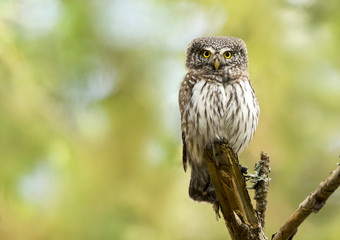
[189,165,217,203]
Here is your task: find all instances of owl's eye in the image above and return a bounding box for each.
[224,51,232,59]
[203,50,211,58]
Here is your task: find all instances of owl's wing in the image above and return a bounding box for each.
[181,131,187,172]
[179,74,195,172]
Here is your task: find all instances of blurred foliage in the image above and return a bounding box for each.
[0,0,340,239]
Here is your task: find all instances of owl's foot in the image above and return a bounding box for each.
[216,137,229,146]
[240,165,248,175]
[239,165,250,183]
[212,201,221,221]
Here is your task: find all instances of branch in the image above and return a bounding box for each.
[204,141,266,240]
[253,152,271,230]
[203,141,339,240]
[272,164,340,240]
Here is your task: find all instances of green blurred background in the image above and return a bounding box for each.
[0,0,339,239]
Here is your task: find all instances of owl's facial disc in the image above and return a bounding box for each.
[202,47,234,71]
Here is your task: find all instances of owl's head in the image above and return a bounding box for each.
[185,36,248,72]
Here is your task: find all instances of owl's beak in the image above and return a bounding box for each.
[214,59,220,70]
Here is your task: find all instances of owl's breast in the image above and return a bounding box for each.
[186,80,226,141]
[183,79,226,165]
[222,79,259,154]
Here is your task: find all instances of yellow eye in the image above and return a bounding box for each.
[224,51,232,59]
[203,50,211,58]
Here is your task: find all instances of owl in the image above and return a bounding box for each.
[179,36,259,205]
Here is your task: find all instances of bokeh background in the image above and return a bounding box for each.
[0,0,340,239]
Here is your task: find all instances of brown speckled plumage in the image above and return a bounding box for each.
[179,36,259,203]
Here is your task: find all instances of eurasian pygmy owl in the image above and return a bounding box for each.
[179,36,259,205]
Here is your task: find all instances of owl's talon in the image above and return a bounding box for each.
[240,166,248,175]
[215,137,229,146]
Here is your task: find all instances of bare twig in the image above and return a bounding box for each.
[204,141,266,240]
[254,152,271,230]
[272,165,340,240]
